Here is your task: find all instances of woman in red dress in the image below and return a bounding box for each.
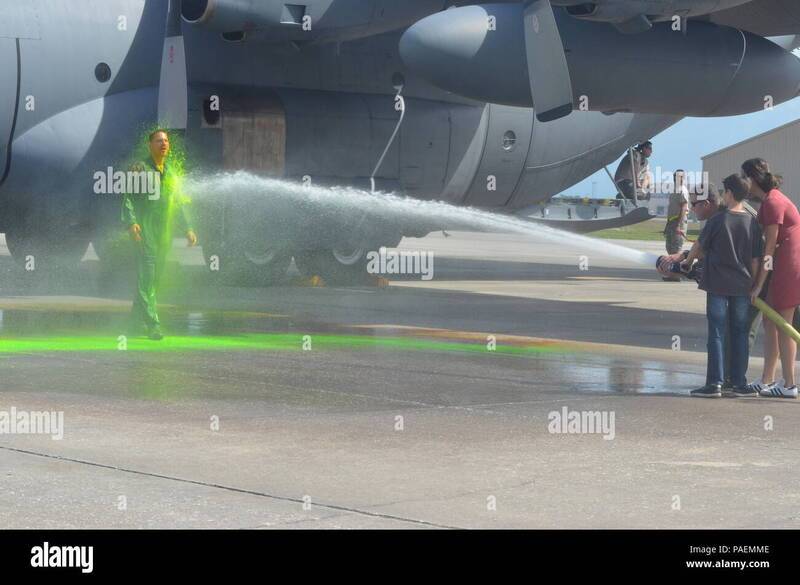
[745,159,800,398]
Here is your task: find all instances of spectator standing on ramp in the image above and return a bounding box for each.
[683,175,763,398]
[745,158,800,399]
[662,170,690,281]
[659,181,765,395]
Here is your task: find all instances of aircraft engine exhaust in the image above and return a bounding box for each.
[399,3,800,118]
[181,0,447,44]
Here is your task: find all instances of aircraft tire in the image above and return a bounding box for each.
[201,230,292,286]
[293,245,373,285]
[5,223,90,272]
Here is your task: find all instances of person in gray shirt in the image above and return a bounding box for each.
[684,175,764,398]
[658,182,765,392]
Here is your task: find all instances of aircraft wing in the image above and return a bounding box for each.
[520,204,654,234]
[706,0,800,36]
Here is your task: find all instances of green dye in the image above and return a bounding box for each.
[0,332,565,358]
[127,124,187,179]
[127,123,192,241]
[101,125,194,276]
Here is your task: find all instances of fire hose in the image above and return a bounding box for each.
[753,297,800,345]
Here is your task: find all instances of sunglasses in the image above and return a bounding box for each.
[690,200,707,207]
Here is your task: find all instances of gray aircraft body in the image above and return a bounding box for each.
[1,0,799,282]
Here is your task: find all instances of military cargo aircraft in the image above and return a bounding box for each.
[0,0,799,282]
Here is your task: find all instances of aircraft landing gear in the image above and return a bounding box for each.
[196,192,407,287]
[202,231,292,286]
[5,218,90,272]
[294,233,402,285]
[294,245,372,285]
[198,197,293,286]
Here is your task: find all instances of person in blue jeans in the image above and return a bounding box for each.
[683,175,764,398]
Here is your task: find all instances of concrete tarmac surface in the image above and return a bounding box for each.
[0,232,798,529]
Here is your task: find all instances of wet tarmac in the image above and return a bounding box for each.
[0,232,798,528]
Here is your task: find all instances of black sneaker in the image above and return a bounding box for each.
[126,323,146,337]
[722,385,758,398]
[691,384,722,398]
[147,326,164,341]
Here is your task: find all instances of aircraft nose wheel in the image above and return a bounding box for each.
[243,246,286,270]
[202,233,292,286]
[5,223,90,273]
[294,243,374,285]
[197,196,294,286]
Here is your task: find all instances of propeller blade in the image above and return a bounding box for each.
[157,0,188,130]
[523,0,573,122]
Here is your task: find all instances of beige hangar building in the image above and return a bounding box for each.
[702,118,800,206]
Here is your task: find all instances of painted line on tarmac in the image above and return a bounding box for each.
[0,445,462,529]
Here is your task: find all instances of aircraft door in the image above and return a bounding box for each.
[222,95,286,175]
[0,37,19,183]
[464,104,532,207]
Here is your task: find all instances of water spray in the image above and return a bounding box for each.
[185,172,659,268]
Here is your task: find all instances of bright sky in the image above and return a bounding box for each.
[565,97,800,198]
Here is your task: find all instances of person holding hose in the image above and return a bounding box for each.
[659,183,764,394]
[744,158,800,398]
[122,129,197,340]
[682,175,763,398]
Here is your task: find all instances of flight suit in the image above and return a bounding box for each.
[664,185,689,254]
[121,158,193,331]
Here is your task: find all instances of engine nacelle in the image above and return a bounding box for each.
[399,4,800,118]
[555,1,753,24]
[182,0,446,43]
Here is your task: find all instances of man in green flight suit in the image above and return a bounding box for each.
[122,129,197,340]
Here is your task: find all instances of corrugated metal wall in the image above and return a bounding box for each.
[702,120,800,206]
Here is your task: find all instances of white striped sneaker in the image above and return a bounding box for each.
[757,383,798,398]
[748,381,777,396]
